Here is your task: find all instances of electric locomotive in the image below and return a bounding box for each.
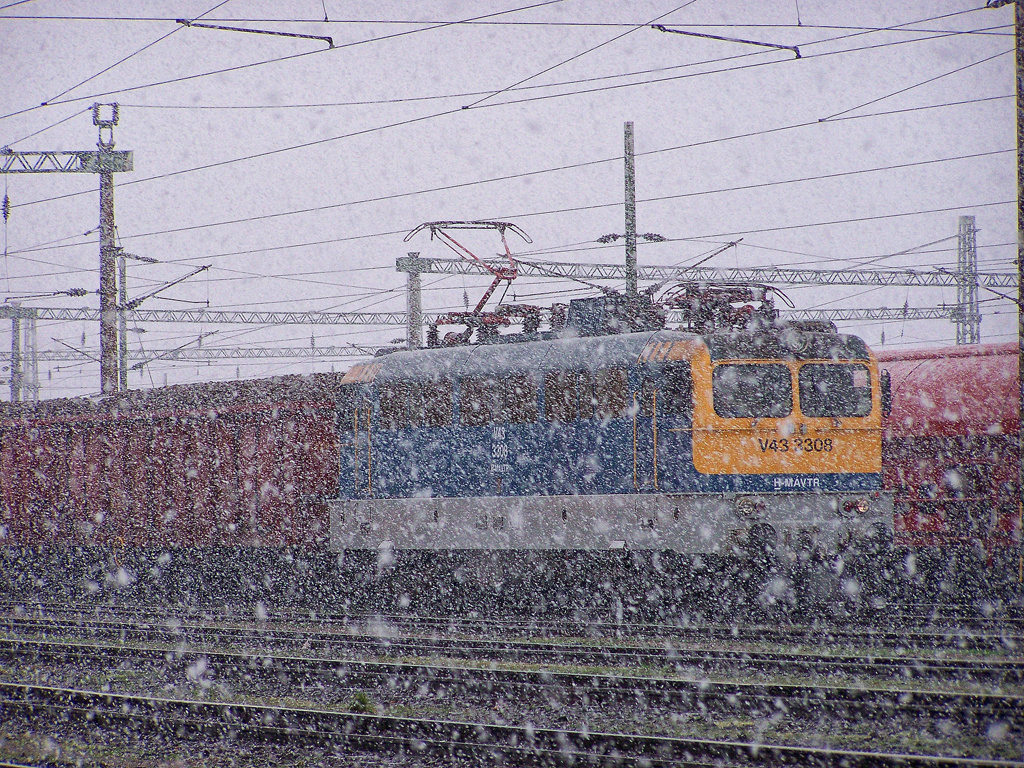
[329,288,893,564]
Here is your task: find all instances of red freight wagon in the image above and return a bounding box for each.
[0,373,344,548]
[878,343,1020,558]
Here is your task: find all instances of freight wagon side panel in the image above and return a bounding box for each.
[185,421,216,545]
[0,426,28,543]
[256,420,285,545]
[125,421,156,546]
[277,417,300,545]
[880,344,1020,551]
[165,422,211,546]
[881,344,1019,438]
[83,429,113,544]
[0,372,348,550]
[106,426,129,544]
[64,426,89,543]
[30,426,65,544]
[291,413,334,545]
[148,422,177,544]
[210,419,241,544]
[236,422,260,545]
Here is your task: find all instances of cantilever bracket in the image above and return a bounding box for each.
[176,19,334,49]
[651,24,800,59]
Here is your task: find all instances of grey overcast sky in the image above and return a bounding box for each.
[0,0,1016,398]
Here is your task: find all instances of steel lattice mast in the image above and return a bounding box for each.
[0,104,133,395]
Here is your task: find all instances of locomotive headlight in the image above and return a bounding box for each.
[842,497,870,515]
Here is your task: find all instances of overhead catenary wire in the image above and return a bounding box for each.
[7,28,1011,217]
[0,0,40,10]
[13,192,997,311]
[818,46,1013,121]
[9,19,1007,374]
[149,197,1020,269]
[0,11,1000,33]
[0,0,567,123]
[111,25,1009,113]
[461,0,703,109]
[8,235,1015,293]
[8,93,1011,234]
[5,201,1013,310]
[4,19,1007,213]
[91,148,1024,243]
[472,36,1013,111]
[0,6,1007,378]
[0,106,90,148]
[39,0,232,107]
[507,237,1016,268]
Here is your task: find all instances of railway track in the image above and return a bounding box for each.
[2,681,1020,768]
[3,635,1022,722]
[3,611,1021,765]
[5,599,1023,637]
[2,626,1021,687]
[4,606,1019,655]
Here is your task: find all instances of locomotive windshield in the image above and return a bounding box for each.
[798,363,872,418]
[712,363,792,418]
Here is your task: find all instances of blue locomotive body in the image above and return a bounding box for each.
[331,326,890,554]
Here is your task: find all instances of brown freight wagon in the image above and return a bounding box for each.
[0,373,344,549]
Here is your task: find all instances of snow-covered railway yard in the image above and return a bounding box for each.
[1,609,1022,766]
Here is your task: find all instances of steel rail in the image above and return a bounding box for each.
[5,636,1022,720]
[4,619,1022,684]
[8,599,1021,634]
[5,613,1022,659]
[255,606,1024,639]
[1,682,1018,768]
[10,611,1019,653]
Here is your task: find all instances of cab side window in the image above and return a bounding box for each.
[337,387,359,431]
[409,379,453,427]
[798,363,872,418]
[544,370,595,422]
[460,376,497,426]
[460,373,538,425]
[594,367,629,418]
[378,382,408,429]
[503,373,538,423]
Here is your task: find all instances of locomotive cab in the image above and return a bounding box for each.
[693,330,882,482]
